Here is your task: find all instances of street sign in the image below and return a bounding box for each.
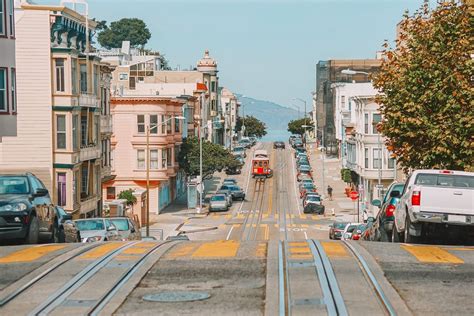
[350,191,359,201]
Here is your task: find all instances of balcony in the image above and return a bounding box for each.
[79,93,99,108]
[101,165,112,181]
[101,115,113,135]
[80,194,100,214]
[80,143,101,161]
[341,110,352,126]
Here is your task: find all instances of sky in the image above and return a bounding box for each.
[40,0,433,110]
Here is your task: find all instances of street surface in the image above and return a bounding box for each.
[1,143,473,315]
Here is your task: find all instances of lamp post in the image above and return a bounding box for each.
[294,98,308,142]
[146,115,185,237]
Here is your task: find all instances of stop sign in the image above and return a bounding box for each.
[350,191,359,201]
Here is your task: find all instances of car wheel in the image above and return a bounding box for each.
[404,215,419,244]
[57,227,66,243]
[25,216,40,244]
[379,227,389,242]
[391,224,401,243]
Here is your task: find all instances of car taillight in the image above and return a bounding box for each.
[386,204,396,217]
[412,191,421,206]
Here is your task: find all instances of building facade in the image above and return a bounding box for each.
[0,0,17,139]
[220,87,240,149]
[0,3,111,218]
[103,96,185,220]
[315,59,381,156]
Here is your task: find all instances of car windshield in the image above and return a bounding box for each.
[415,173,474,188]
[303,183,314,189]
[233,147,244,152]
[109,218,129,231]
[0,176,30,195]
[229,186,240,191]
[334,222,348,229]
[211,195,226,201]
[75,219,105,231]
[307,195,320,201]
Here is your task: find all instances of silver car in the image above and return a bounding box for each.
[216,189,233,207]
[74,218,121,242]
[209,194,229,212]
[108,217,141,241]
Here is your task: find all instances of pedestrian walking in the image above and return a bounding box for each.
[327,185,333,201]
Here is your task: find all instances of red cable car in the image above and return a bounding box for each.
[252,150,271,179]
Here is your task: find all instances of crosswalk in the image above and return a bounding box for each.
[207,213,324,220]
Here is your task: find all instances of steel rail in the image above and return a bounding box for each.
[0,243,102,307]
[250,180,266,240]
[342,241,396,316]
[309,240,348,316]
[30,241,139,316]
[241,179,260,241]
[88,240,174,316]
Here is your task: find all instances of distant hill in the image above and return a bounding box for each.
[237,95,299,141]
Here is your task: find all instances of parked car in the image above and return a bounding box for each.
[223,178,238,185]
[369,182,405,242]
[238,139,252,149]
[303,195,324,214]
[273,141,285,149]
[216,189,233,207]
[342,223,359,240]
[294,147,306,157]
[232,146,247,158]
[249,137,257,146]
[299,183,316,198]
[225,166,242,175]
[236,156,245,165]
[299,179,314,190]
[108,217,141,241]
[393,170,474,243]
[351,224,368,241]
[297,171,313,182]
[0,173,56,244]
[73,218,121,242]
[329,222,348,240]
[220,184,246,201]
[53,206,73,243]
[209,194,229,212]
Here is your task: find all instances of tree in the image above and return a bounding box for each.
[235,116,267,138]
[97,18,151,49]
[118,189,137,206]
[178,137,241,178]
[372,2,473,172]
[287,118,312,136]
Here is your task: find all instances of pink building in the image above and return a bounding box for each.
[103,96,185,224]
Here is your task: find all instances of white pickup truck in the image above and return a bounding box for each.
[392,169,474,243]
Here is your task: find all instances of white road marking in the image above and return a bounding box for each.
[290,150,302,216]
[304,231,308,240]
[226,225,235,241]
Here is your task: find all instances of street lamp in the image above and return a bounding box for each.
[146,115,185,237]
[294,98,308,142]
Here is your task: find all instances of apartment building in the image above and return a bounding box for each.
[104,96,185,219]
[220,87,240,149]
[0,3,111,218]
[0,0,16,139]
[314,59,381,156]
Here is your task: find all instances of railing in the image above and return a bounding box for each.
[79,93,99,108]
[79,143,101,161]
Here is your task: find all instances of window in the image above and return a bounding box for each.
[211,81,216,92]
[71,58,77,94]
[167,148,172,167]
[364,113,369,134]
[150,115,158,134]
[10,68,15,112]
[137,115,145,133]
[175,117,180,133]
[81,164,89,196]
[341,95,345,108]
[161,115,166,134]
[0,1,4,35]
[166,115,172,134]
[55,59,65,92]
[150,149,158,169]
[107,187,115,200]
[388,156,396,169]
[119,73,128,80]
[137,149,145,169]
[57,173,67,206]
[73,170,79,205]
[373,148,381,169]
[56,115,66,149]
[8,0,14,37]
[110,149,115,170]
[161,149,167,168]
[93,65,99,95]
[364,148,369,169]
[0,68,7,112]
[372,113,382,134]
[80,63,87,93]
[72,114,78,150]
[174,145,179,163]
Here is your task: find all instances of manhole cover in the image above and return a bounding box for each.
[143,291,211,303]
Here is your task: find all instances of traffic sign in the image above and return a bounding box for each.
[350,191,359,201]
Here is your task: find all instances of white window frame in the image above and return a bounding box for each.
[364,147,369,169]
[0,0,5,36]
[372,113,382,134]
[137,149,145,170]
[56,115,67,150]
[373,148,382,169]
[119,73,129,81]
[161,149,167,169]
[150,114,158,134]
[11,68,16,112]
[0,68,7,113]
[137,114,145,134]
[55,59,66,92]
[8,0,14,37]
[150,149,159,169]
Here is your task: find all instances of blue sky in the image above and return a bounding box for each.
[41,0,432,109]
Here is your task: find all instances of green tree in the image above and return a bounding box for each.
[340,168,352,184]
[97,18,151,49]
[287,118,312,136]
[178,137,241,178]
[235,116,267,138]
[372,2,473,172]
[118,189,137,206]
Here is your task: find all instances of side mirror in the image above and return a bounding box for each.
[34,188,49,197]
[371,199,382,207]
[390,190,401,198]
[130,228,136,233]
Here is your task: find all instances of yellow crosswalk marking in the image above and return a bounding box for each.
[402,245,464,264]
[80,243,125,260]
[321,242,349,258]
[165,243,199,259]
[192,241,240,258]
[288,242,308,247]
[0,245,67,263]
[256,243,267,258]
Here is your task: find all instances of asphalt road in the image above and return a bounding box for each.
[0,143,473,315]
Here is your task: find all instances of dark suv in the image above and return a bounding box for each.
[0,173,56,244]
[273,141,285,149]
